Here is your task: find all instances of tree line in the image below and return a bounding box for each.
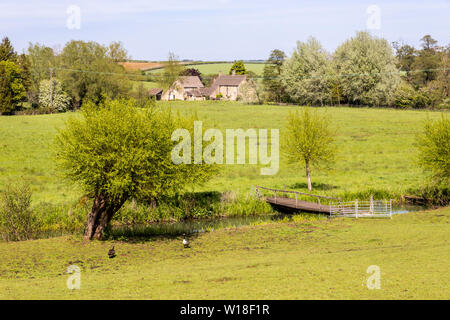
[262,32,449,109]
[0,37,132,115]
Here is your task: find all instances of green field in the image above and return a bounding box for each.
[0,101,443,206]
[1,101,449,300]
[131,80,160,90]
[147,62,266,76]
[1,206,448,299]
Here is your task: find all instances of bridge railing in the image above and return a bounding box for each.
[254,185,341,206]
[329,198,392,218]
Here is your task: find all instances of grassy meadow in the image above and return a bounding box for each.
[1,101,449,300]
[1,206,448,299]
[0,101,443,207]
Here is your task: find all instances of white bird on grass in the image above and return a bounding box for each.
[182,233,190,248]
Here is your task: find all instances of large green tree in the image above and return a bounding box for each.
[0,61,26,114]
[54,98,215,240]
[411,35,442,87]
[263,49,288,103]
[334,31,400,107]
[58,40,131,108]
[281,37,333,106]
[229,60,247,75]
[26,43,56,104]
[283,108,336,191]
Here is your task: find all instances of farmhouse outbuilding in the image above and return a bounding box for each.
[148,88,163,100]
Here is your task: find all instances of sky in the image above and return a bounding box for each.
[1,0,449,61]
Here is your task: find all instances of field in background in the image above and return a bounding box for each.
[119,61,164,71]
[0,101,443,207]
[1,206,448,299]
[146,62,265,75]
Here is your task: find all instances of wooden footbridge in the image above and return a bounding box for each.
[255,186,392,218]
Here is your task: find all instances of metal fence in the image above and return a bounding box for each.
[329,197,392,218]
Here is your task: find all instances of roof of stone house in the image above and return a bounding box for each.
[178,76,204,88]
[148,88,163,95]
[213,74,246,86]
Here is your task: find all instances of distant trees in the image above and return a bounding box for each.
[416,115,450,184]
[0,37,28,114]
[0,37,17,62]
[229,60,247,75]
[334,31,400,107]
[283,108,336,191]
[281,37,333,106]
[0,61,27,114]
[266,32,448,109]
[58,40,131,108]
[54,98,216,240]
[263,49,288,103]
[180,68,203,83]
[38,79,70,112]
[26,43,56,105]
[393,35,449,109]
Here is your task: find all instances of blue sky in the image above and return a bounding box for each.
[1,0,449,61]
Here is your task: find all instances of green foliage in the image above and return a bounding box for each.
[263,49,288,103]
[416,114,450,183]
[0,37,17,62]
[179,68,203,83]
[0,60,27,114]
[394,81,430,109]
[54,97,215,202]
[107,41,129,62]
[38,79,71,112]
[334,31,400,106]
[0,181,36,241]
[229,60,247,75]
[410,35,442,87]
[413,183,449,206]
[57,40,131,108]
[281,37,333,106]
[131,82,155,108]
[284,107,336,190]
[27,43,56,104]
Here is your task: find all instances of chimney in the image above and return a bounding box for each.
[218,71,222,76]
[232,70,236,76]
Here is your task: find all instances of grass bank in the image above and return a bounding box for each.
[1,207,448,299]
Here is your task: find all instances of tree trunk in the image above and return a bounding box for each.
[305,160,312,191]
[84,194,127,240]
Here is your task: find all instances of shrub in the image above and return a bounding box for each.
[416,114,450,183]
[0,181,37,241]
[394,81,431,109]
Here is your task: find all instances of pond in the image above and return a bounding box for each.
[109,204,427,238]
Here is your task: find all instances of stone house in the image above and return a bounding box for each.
[161,72,252,101]
[162,76,204,100]
[206,71,248,100]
